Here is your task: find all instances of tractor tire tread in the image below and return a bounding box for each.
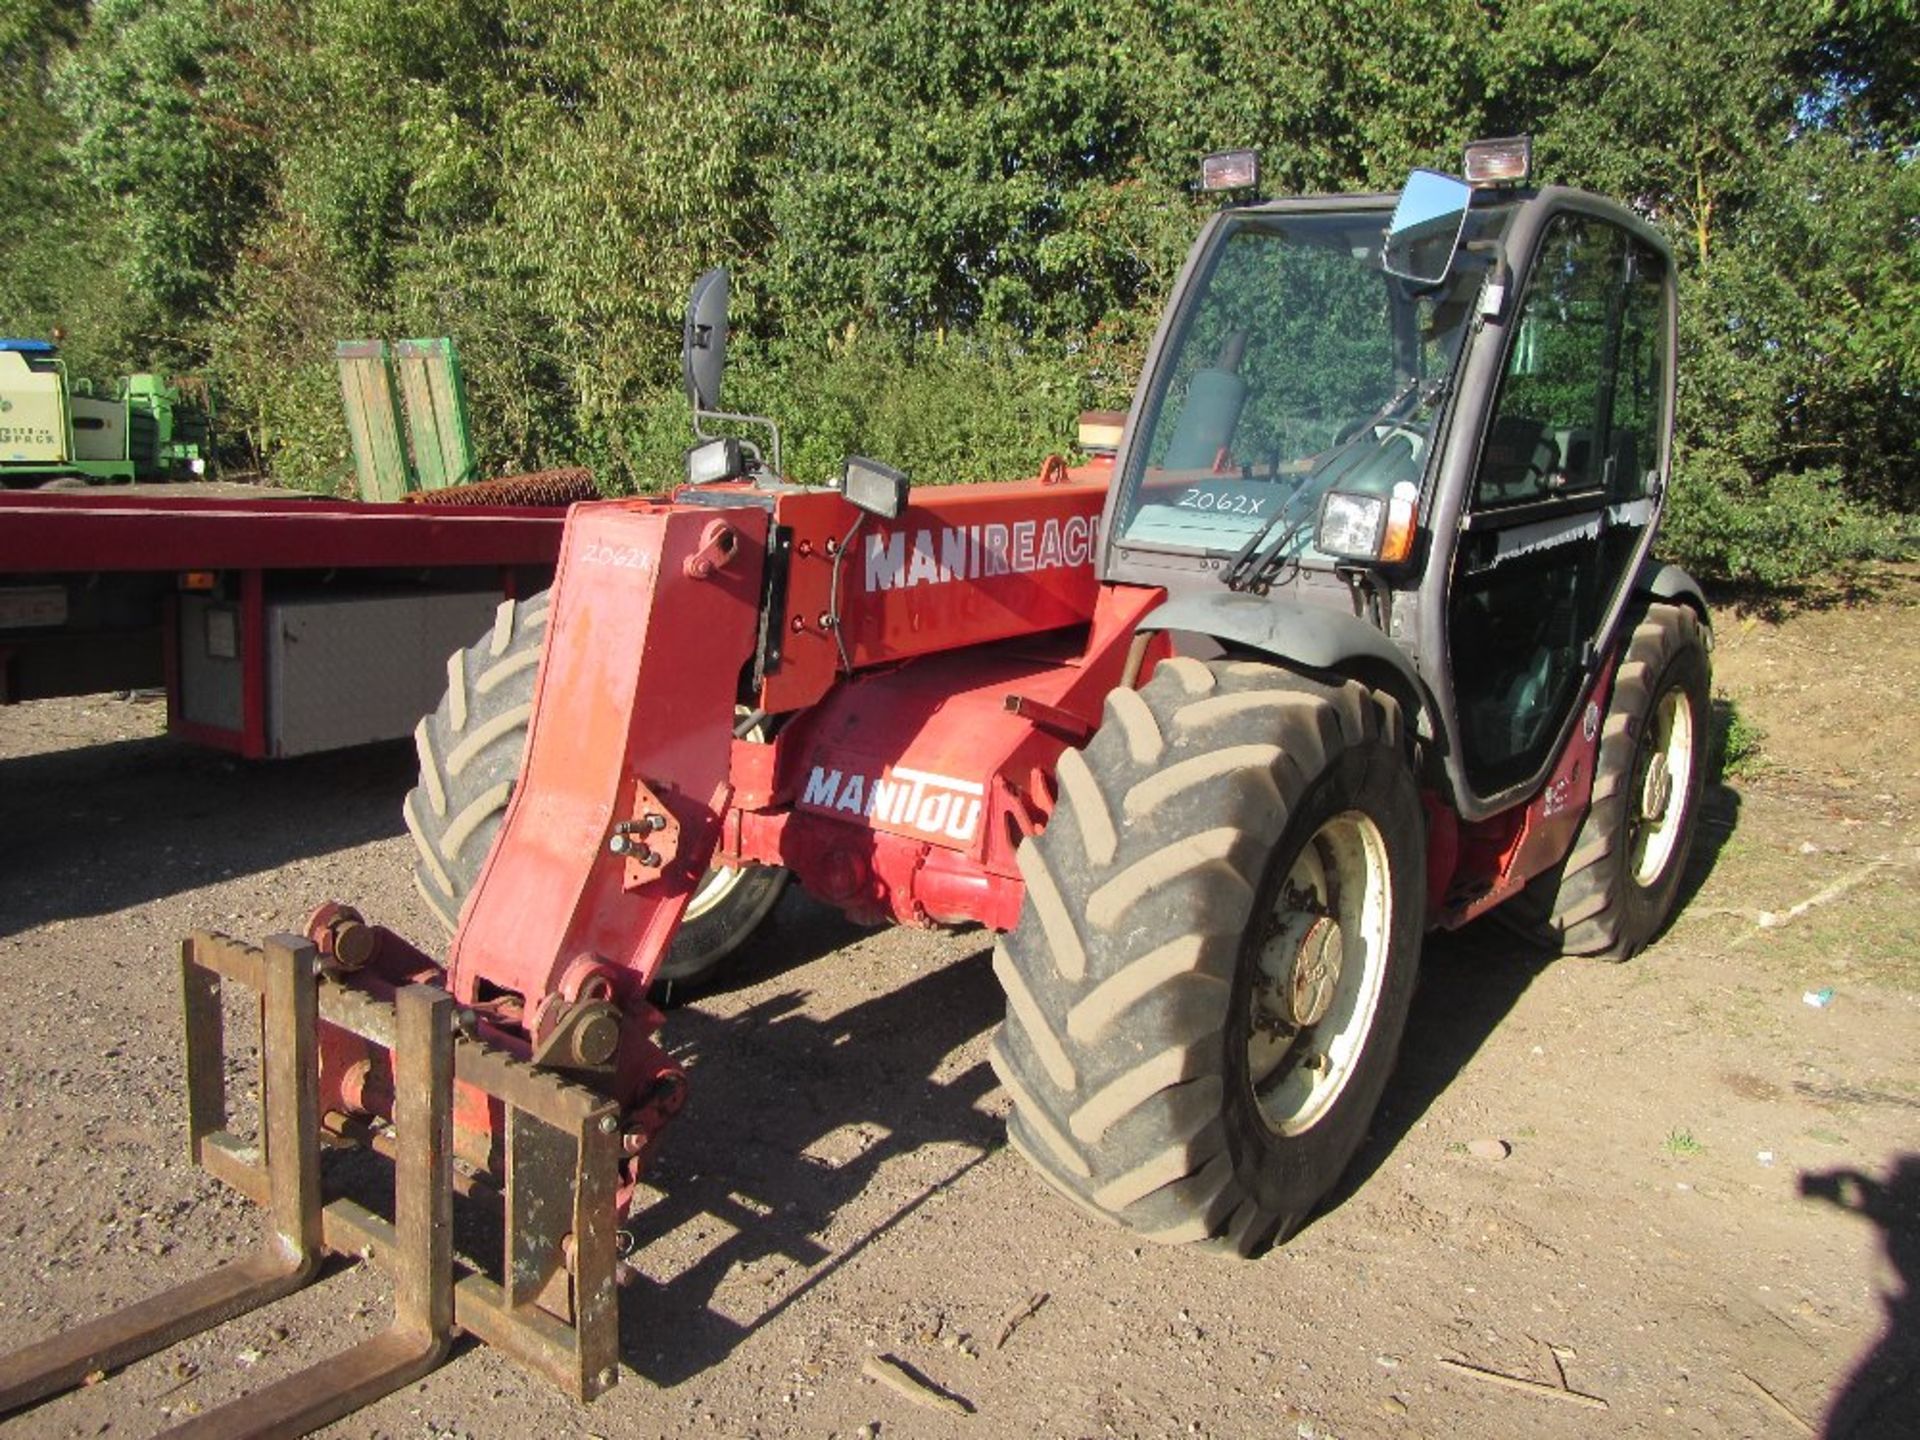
[995,658,1419,1253]
[1500,603,1709,960]
[406,595,549,919]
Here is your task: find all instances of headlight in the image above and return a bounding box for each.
[1316,482,1419,565]
[1464,135,1532,187]
[841,456,910,520]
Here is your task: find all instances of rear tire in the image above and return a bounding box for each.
[1503,602,1710,959]
[991,658,1425,1255]
[404,591,787,991]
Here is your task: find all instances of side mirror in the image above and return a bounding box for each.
[842,456,909,521]
[1383,170,1471,285]
[682,268,730,413]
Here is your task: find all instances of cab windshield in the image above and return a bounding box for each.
[1115,205,1505,564]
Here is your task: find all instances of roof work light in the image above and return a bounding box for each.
[1200,150,1260,194]
[1463,135,1532,187]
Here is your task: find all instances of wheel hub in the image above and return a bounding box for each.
[1640,752,1672,825]
[1285,916,1344,1027]
[1246,811,1393,1138]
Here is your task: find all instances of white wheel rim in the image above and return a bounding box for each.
[1247,811,1392,1136]
[686,859,750,920]
[1630,687,1693,887]
[685,709,767,921]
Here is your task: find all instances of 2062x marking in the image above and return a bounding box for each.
[1177,488,1268,516]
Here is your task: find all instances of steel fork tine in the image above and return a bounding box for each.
[0,936,322,1416]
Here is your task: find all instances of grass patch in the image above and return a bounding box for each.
[1710,693,1766,781]
[1790,874,1920,990]
[1664,1128,1704,1157]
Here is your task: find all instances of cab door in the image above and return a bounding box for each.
[1444,210,1672,799]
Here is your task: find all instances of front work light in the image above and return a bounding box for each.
[1463,135,1532,187]
[1317,482,1419,565]
[1201,150,1260,193]
[685,436,746,486]
[842,456,910,521]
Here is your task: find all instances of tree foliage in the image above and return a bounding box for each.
[1,0,1911,584]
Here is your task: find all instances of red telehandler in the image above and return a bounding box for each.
[1,140,1711,1434]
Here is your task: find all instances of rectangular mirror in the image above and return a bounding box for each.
[1383,169,1471,285]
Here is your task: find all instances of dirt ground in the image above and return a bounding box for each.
[0,572,1914,1440]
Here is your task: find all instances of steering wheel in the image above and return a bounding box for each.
[1333,415,1428,449]
[1522,436,1563,493]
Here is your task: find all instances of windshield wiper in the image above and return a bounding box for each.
[1355,375,1421,434]
[1220,375,1448,594]
[1221,495,1317,593]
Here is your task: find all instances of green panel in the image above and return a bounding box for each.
[392,338,476,491]
[126,374,214,478]
[335,341,413,502]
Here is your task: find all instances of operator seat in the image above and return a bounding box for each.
[1476,416,1560,507]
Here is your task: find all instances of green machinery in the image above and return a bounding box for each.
[0,339,214,487]
[335,337,477,502]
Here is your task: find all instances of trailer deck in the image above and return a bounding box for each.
[0,488,564,756]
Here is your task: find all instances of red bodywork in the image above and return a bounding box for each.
[449,470,1133,1005]
[1424,663,1611,930]
[310,465,1163,1188]
[0,489,563,570]
[304,461,1606,1198]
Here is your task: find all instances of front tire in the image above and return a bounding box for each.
[1504,602,1710,959]
[664,850,789,987]
[991,658,1425,1255]
[404,591,787,991]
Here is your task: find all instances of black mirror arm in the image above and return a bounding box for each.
[1462,239,1513,319]
[693,407,783,480]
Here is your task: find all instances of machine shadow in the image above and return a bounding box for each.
[660,891,879,1005]
[614,937,1005,1387]
[622,766,1753,1346]
[1800,1153,1918,1439]
[1678,775,1743,915]
[1328,771,1744,1215]
[1327,924,1553,1214]
[1686,687,1751,914]
[0,727,414,937]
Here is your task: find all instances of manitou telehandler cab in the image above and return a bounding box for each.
[3,138,1710,1430]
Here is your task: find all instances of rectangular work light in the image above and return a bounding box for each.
[1200,150,1261,193]
[1463,135,1532,187]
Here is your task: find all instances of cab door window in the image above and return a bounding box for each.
[1448,213,1670,795]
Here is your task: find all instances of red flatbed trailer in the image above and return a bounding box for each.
[0,489,564,757]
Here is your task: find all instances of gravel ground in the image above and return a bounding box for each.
[0,575,1914,1439]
